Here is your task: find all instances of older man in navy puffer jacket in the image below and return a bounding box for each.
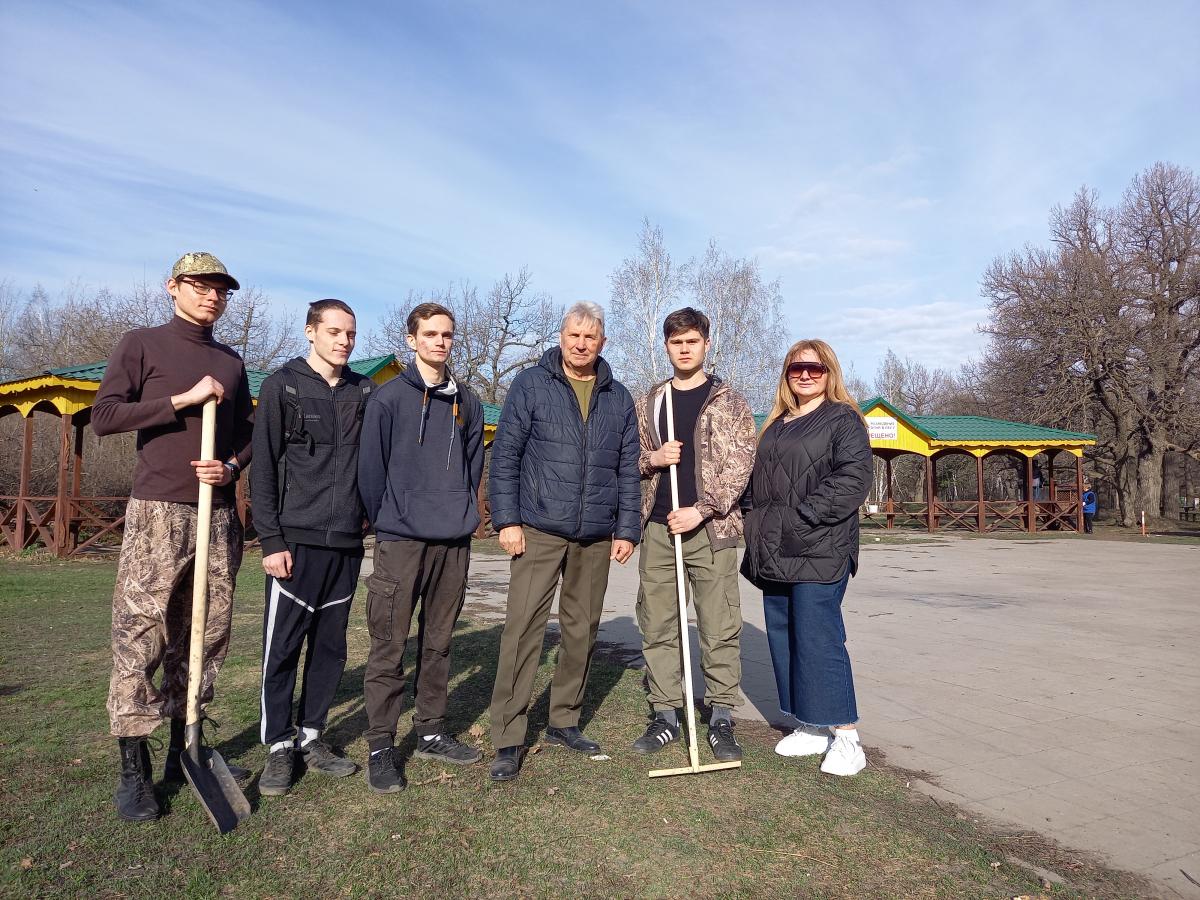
[487,301,641,781]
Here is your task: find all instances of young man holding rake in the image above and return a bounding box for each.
[632,307,757,761]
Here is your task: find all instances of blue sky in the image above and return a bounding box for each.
[2,0,1198,381]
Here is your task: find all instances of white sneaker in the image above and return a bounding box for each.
[775,725,832,757]
[820,732,866,776]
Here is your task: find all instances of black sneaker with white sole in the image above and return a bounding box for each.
[414,734,483,765]
[707,720,742,762]
[631,717,680,754]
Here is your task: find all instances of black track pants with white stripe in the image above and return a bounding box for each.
[260,544,362,746]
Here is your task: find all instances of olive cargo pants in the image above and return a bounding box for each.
[636,522,743,712]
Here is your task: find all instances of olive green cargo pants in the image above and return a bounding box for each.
[636,522,743,712]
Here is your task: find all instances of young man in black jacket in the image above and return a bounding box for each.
[251,299,370,795]
[358,302,485,793]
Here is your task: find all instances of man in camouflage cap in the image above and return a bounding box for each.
[93,251,254,822]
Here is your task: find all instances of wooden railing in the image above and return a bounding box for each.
[1,495,128,556]
[861,498,1083,533]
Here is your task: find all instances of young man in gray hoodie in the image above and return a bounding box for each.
[357,302,485,793]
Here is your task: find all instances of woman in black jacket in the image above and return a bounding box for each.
[741,339,872,776]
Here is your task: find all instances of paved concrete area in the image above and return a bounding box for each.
[452,536,1200,895]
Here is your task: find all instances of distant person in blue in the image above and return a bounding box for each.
[1082,481,1097,534]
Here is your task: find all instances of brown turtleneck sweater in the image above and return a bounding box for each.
[93,316,254,506]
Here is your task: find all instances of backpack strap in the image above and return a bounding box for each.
[276,367,307,508]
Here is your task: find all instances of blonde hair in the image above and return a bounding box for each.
[761,339,864,433]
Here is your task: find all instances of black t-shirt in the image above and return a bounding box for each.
[650,379,712,524]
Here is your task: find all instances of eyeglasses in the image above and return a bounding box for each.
[179,278,233,301]
[786,361,829,378]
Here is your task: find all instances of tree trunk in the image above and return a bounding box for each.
[1136,432,1165,522]
[1162,451,1184,520]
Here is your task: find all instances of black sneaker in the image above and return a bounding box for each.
[366,747,406,794]
[301,740,358,777]
[707,720,742,762]
[631,717,680,755]
[415,734,483,766]
[258,747,294,796]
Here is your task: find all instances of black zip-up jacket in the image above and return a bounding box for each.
[251,358,372,555]
[740,400,872,586]
[489,347,641,543]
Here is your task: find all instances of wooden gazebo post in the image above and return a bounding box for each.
[884,455,894,530]
[13,415,34,551]
[53,411,71,557]
[1075,454,1084,533]
[69,419,84,550]
[1025,453,1036,533]
[925,454,936,534]
[976,452,986,533]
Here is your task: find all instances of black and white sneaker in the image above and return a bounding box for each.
[414,734,483,766]
[631,717,680,754]
[707,720,742,762]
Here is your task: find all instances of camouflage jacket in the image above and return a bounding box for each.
[635,375,757,550]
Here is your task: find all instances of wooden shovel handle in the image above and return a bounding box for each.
[185,398,217,737]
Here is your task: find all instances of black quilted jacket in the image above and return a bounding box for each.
[489,348,641,543]
[740,401,872,586]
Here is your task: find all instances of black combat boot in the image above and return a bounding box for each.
[163,719,186,783]
[115,738,160,822]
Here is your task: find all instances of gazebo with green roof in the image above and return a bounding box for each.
[857,396,1096,534]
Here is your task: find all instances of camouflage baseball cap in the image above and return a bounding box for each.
[170,252,240,290]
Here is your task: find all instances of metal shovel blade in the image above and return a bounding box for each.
[182,745,251,834]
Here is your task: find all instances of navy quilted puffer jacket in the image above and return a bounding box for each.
[741,400,872,586]
[489,348,641,544]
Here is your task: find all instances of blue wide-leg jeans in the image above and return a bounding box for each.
[762,569,857,727]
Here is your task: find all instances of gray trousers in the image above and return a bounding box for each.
[489,527,612,748]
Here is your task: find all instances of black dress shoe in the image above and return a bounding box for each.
[544,726,601,755]
[490,746,525,782]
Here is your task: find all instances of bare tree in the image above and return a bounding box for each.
[368,272,560,402]
[973,163,1200,524]
[873,349,957,415]
[606,219,681,394]
[0,279,21,379]
[214,285,306,371]
[686,240,788,412]
[606,221,787,409]
[452,268,561,403]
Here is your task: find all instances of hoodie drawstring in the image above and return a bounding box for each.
[417,384,459,471]
[445,399,459,470]
[417,387,430,445]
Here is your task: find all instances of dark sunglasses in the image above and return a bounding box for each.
[786,361,829,378]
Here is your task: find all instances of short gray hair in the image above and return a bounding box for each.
[560,301,605,337]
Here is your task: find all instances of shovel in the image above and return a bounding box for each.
[648,384,742,779]
[181,397,251,833]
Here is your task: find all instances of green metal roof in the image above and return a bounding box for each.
[750,397,1095,444]
[46,362,108,381]
[914,414,1094,442]
[859,396,1095,443]
[481,401,502,426]
[27,354,400,401]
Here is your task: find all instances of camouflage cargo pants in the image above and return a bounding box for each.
[107,498,244,737]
